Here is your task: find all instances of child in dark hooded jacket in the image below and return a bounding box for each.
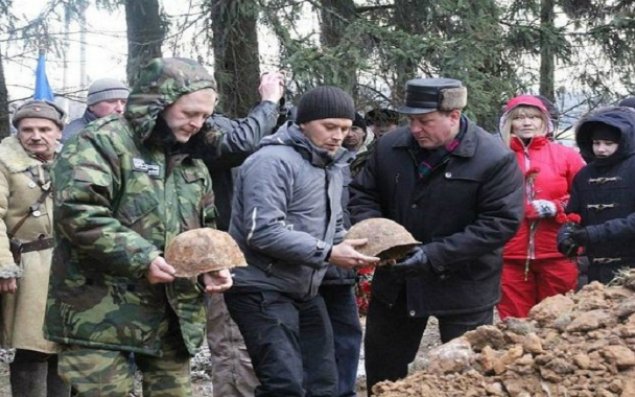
[558,106,635,284]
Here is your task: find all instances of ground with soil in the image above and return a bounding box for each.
[373,274,635,397]
[0,316,442,396]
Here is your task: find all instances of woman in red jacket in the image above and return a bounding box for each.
[498,95,585,319]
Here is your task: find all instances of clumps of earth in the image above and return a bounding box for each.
[373,270,635,397]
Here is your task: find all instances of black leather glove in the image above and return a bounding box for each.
[557,223,583,257]
[391,246,430,276]
[570,226,589,245]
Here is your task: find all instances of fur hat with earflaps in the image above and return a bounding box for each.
[398,78,467,115]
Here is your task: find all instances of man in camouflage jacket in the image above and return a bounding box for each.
[44,57,234,396]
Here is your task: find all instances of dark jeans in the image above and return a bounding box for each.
[11,349,70,397]
[225,291,337,397]
[319,284,363,397]
[364,291,493,395]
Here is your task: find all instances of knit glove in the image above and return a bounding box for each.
[526,199,558,220]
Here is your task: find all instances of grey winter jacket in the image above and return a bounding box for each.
[228,122,353,299]
[62,109,98,142]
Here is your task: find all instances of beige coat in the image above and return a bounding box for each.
[0,135,58,353]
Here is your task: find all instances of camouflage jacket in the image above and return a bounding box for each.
[45,58,221,356]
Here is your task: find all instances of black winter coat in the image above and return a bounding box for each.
[567,107,635,283]
[349,117,524,316]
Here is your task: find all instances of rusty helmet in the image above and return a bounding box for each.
[345,218,420,261]
[164,228,247,277]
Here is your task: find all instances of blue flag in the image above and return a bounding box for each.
[34,53,54,101]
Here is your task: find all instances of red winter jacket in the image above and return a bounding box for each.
[503,136,585,260]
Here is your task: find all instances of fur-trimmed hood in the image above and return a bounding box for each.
[0,136,45,173]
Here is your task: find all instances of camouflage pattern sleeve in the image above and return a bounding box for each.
[201,187,217,229]
[53,133,161,279]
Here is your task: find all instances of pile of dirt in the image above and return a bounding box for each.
[373,273,635,397]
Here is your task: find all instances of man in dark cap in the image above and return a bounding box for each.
[343,112,368,152]
[225,85,378,396]
[349,77,524,393]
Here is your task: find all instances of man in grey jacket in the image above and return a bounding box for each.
[225,86,378,397]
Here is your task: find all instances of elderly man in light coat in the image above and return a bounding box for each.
[0,100,70,396]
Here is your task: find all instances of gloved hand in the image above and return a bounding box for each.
[391,245,430,276]
[570,226,589,245]
[557,223,586,257]
[526,199,558,220]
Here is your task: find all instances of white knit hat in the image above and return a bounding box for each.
[87,78,129,106]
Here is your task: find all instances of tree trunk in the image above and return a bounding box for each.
[319,0,357,92]
[210,0,261,118]
[0,46,10,139]
[392,0,429,103]
[540,0,555,101]
[125,0,164,86]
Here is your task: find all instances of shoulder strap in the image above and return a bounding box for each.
[7,187,51,239]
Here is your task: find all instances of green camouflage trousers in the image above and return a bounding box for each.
[58,330,192,396]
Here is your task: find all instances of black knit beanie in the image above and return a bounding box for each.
[591,124,621,143]
[353,112,367,131]
[295,86,355,124]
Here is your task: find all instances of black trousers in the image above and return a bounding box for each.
[364,290,493,395]
[225,290,337,397]
[319,284,362,397]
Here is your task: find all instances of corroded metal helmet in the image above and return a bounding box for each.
[346,218,420,261]
[165,228,247,277]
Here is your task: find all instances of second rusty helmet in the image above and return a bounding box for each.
[346,218,420,262]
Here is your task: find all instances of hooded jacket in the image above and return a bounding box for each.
[44,58,223,356]
[228,122,352,300]
[501,115,585,260]
[567,107,635,280]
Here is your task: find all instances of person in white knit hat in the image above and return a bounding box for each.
[62,77,129,142]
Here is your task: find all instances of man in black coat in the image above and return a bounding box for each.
[349,77,524,393]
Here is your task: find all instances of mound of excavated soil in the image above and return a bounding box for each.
[373,272,635,397]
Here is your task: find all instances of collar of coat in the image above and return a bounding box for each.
[391,116,477,158]
[510,134,549,152]
[0,135,45,173]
